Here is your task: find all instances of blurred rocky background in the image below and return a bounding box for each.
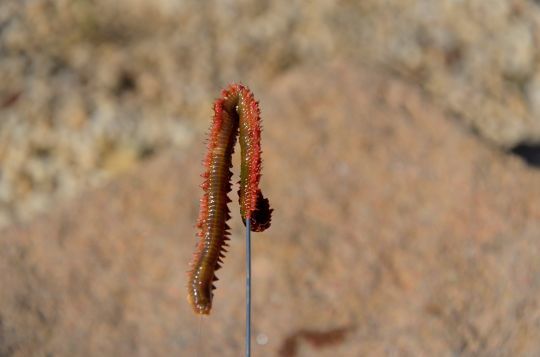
[1,0,540,356]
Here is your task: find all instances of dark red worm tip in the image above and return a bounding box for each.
[187,84,272,315]
[241,189,273,232]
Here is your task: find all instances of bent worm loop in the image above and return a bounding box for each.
[187,84,273,314]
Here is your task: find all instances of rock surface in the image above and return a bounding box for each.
[1,64,539,356]
[3,0,540,229]
[336,0,540,146]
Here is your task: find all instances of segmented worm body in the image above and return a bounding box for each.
[188,84,272,315]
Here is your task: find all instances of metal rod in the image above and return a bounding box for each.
[245,219,252,357]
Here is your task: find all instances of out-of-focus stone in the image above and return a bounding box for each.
[335,0,540,147]
[498,23,534,79]
[3,0,540,236]
[526,72,540,116]
[0,64,539,356]
[100,145,138,175]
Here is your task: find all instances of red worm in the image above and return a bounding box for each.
[187,84,272,315]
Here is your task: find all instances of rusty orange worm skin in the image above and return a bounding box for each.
[187,84,272,315]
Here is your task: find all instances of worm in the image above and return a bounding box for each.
[187,84,272,315]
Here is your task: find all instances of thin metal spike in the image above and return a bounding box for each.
[245,219,251,357]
